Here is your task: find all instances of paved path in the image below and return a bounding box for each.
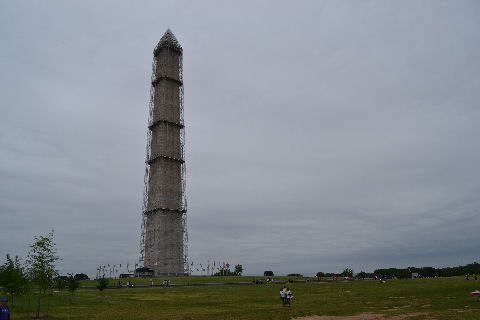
[80,279,359,290]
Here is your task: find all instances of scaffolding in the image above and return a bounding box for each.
[139,29,188,274]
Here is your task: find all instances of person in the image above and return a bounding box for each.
[286,288,293,306]
[279,288,286,306]
[0,299,10,320]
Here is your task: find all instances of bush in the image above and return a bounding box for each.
[264,271,274,276]
[74,273,89,280]
[287,273,303,277]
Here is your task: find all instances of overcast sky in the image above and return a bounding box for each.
[1,0,479,278]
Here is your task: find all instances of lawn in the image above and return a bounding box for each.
[6,276,480,319]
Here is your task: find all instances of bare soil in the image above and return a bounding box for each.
[293,312,431,320]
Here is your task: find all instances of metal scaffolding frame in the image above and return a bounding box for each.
[139,30,188,274]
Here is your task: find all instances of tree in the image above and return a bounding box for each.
[74,273,89,281]
[96,277,109,293]
[55,276,68,290]
[316,272,325,279]
[234,264,243,276]
[26,230,61,319]
[0,254,29,307]
[264,271,274,277]
[66,273,80,303]
[341,268,354,277]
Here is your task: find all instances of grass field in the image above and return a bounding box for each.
[5,276,480,319]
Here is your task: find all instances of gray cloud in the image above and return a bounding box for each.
[1,0,479,277]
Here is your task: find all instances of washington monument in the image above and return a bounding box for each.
[140,29,188,276]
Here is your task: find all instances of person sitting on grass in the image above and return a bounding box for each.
[1,299,10,320]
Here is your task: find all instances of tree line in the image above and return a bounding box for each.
[373,263,480,279]
[312,263,480,280]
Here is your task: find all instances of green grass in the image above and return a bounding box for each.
[6,276,480,319]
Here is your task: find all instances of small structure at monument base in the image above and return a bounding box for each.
[134,267,154,278]
[155,272,189,277]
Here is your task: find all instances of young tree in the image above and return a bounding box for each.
[0,254,29,307]
[55,276,68,291]
[26,230,61,319]
[234,264,243,276]
[341,268,354,277]
[66,273,80,303]
[96,277,109,294]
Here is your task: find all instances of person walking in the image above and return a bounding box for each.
[0,299,10,320]
[286,288,293,307]
[279,288,286,306]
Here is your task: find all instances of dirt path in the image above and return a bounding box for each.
[293,312,430,320]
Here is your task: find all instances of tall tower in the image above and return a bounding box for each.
[140,29,187,276]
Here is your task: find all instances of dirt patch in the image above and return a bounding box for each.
[293,312,430,320]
